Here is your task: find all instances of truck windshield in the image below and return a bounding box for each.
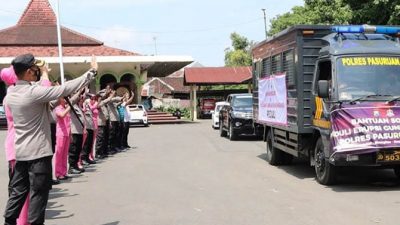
[336,56,400,100]
[232,96,252,107]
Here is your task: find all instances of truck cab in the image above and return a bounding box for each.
[253,25,400,185]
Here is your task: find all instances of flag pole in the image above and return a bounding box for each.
[55,0,65,85]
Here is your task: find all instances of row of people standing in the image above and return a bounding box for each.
[55,86,134,177]
[1,54,134,225]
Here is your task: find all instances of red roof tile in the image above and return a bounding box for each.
[0,25,102,46]
[0,46,137,57]
[18,0,56,26]
[0,0,139,56]
[160,77,191,93]
[184,66,252,85]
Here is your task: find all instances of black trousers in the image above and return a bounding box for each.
[121,122,130,147]
[95,126,106,156]
[50,123,56,154]
[103,120,110,154]
[68,134,83,168]
[82,129,94,160]
[4,156,52,225]
[108,121,119,150]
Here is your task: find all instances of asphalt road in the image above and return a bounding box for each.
[1,120,400,225]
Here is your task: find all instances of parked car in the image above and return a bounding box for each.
[0,105,7,129]
[198,98,216,119]
[127,104,148,127]
[211,101,229,129]
[219,94,262,140]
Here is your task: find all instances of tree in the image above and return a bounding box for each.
[269,0,352,36]
[224,32,252,66]
[343,0,400,25]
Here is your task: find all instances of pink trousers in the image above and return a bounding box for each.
[54,136,70,177]
[9,161,30,225]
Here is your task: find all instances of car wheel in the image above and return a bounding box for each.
[219,119,227,137]
[228,122,237,141]
[314,137,337,185]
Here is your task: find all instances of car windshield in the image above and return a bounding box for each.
[336,56,400,100]
[232,96,252,107]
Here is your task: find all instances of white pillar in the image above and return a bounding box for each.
[190,85,198,121]
[193,85,197,121]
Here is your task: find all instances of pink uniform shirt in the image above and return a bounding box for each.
[5,105,15,161]
[89,101,99,129]
[54,105,71,137]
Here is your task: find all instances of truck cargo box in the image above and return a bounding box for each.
[252,25,332,134]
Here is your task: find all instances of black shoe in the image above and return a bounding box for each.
[57,176,69,180]
[84,159,97,164]
[68,168,82,174]
[126,145,131,148]
[97,154,107,159]
[52,179,60,185]
[108,150,117,155]
[77,167,85,173]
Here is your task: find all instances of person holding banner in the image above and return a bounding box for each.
[3,54,98,225]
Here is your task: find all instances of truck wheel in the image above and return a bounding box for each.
[228,122,237,141]
[314,138,337,185]
[265,131,284,165]
[393,166,400,179]
[219,121,227,137]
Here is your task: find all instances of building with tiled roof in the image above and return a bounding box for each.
[0,0,193,102]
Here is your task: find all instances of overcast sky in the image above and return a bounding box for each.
[0,0,304,66]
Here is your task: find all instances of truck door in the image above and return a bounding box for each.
[313,60,332,130]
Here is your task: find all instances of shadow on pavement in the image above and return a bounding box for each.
[257,153,400,191]
[46,188,75,220]
[101,222,120,225]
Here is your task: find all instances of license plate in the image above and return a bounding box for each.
[376,151,400,162]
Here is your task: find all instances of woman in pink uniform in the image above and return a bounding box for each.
[1,67,27,225]
[54,98,71,180]
[87,94,99,160]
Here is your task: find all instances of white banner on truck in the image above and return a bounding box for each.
[258,74,288,125]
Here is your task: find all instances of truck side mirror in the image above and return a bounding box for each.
[317,80,329,98]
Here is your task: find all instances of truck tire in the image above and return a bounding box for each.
[265,131,284,165]
[314,138,337,185]
[228,122,237,141]
[394,166,400,179]
[219,120,227,137]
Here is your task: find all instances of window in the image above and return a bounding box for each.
[272,54,282,74]
[283,50,295,86]
[261,57,271,77]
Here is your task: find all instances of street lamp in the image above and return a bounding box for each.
[261,8,267,39]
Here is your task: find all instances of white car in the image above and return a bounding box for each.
[127,104,148,126]
[211,101,229,129]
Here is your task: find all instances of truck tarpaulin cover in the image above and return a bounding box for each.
[331,103,400,153]
[258,73,287,125]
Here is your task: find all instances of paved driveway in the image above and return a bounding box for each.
[0,120,400,225]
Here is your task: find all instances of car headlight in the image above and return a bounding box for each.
[232,111,252,118]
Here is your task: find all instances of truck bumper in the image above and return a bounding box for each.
[330,150,400,167]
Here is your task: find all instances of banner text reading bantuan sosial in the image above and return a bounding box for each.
[331,104,400,152]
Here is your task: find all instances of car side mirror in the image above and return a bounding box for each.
[318,80,329,99]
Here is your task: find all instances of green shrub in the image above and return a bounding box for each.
[154,105,191,119]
